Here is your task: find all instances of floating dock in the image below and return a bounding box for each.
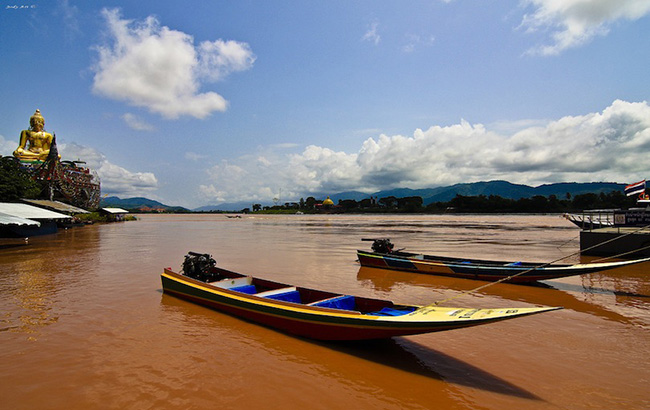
[580,227,650,257]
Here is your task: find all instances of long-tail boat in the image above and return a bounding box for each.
[161,252,560,341]
[357,239,650,284]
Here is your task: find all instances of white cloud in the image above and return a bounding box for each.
[487,118,551,135]
[185,151,208,161]
[56,0,81,42]
[200,156,292,203]
[402,33,435,53]
[198,100,650,203]
[197,39,256,82]
[59,142,159,197]
[494,100,650,181]
[122,113,154,131]
[362,21,381,45]
[0,134,18,156]
[520,0,650,55]
[91,8,255,119]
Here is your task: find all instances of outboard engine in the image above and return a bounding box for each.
[182,252,218,281]
[371,239,394,254]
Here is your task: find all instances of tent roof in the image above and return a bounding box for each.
[22,199,90,214]
[0,212,40,227]
[0,203,72,220]
[101,208,129,214]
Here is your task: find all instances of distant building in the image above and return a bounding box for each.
[315,196,340,213]
[100,207,129,221]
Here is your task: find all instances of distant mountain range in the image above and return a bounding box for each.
[356,181,628,205]
[100,180,627,212]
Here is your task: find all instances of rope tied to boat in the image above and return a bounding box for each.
[428,223,650,307]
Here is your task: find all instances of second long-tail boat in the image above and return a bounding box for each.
[357,239,650,284]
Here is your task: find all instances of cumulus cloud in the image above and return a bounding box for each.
[91,8,255,119]
[60,142,159,197]
[196,39,256,82]
[200,155,292,203]
[198,100,650,203]
[495,100,650,180]
[520,0,650,55]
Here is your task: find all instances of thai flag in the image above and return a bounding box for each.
[625,180,646,196]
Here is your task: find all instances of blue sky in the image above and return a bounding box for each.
[1,0,649,208]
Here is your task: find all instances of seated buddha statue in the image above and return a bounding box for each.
[13,109,54,162]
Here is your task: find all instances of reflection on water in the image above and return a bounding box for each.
[161,290,540,399]
[158,291,544,409]
[357,265,650,329]
[6,260,59,339]
[0,227,103,340]
[1,214,648,410]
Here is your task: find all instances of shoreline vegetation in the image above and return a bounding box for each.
[75,212,138,223]
[125,191,636,215]
[256,191,635,214]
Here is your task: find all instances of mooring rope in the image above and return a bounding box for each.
[427,223,650,307]
[557,234,580,249]
[591,242,650,262]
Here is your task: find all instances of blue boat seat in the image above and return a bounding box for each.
[229,284,257,294]
[256,287,301,303]
[368,307,416,316]
[264,290,301,303]
[309,295,356,310]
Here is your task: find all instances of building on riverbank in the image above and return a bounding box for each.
[0,202,72,238]
[99,207,129,222]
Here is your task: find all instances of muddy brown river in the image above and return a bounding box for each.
[1,214,648,409]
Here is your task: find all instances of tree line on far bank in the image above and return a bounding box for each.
[260,190,637,214]
[426,191,636,213]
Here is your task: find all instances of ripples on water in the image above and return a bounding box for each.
[0,214,648,410]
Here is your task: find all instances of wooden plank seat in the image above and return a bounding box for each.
[255,287,297,297]
[209,276,253,289]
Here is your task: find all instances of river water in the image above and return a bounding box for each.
[1,214,648,410]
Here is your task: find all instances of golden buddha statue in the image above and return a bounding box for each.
[13,109,54,162]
